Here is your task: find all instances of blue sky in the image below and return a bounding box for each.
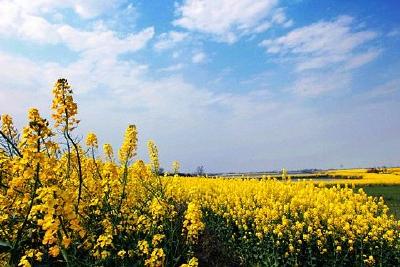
[0,0,399,172]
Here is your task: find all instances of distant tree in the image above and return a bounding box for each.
[196,165,205,176]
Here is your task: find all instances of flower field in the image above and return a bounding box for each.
[321,168,400,185]
[1,79,399,266]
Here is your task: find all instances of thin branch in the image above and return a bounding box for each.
[0,130,22,157]
[66,131,83,212]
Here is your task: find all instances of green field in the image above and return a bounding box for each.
[358,185,400,219]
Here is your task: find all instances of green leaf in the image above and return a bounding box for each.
[0,240,12,252]
[61,248,70,266]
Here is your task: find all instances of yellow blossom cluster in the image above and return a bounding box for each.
[1,114,18,145]
[85,132,98,148]
[180,257,199,267]
[118,124,138,164]
[103,143,114,161]
[51,78,79,131]
[182,201,205,244]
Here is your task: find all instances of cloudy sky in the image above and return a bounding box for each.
[0,0,399,172]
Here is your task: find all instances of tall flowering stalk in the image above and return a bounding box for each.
[146,140,166,199]
[147,140,159,175]
[51,79,79,131]
[51,78,83,210]
[281,168,288,181]
[118,125,138,211]
[86,132,102,180]
[118,125,138,165]
[172,160,180,175]
[103,143,114,162]
[85,132,98,149]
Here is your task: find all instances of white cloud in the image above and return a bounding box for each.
[0,1,154,59]
[19,15,61,44]
[0,10,61,44]
[260,16,377,70]
[72,1,120,19]
[6,0,121,19]
[271,7,293,27]
[253,21,272,33]
[154,31,189,51]
[58,25,154,58]
[192,51,207,63]
[295,54,346,72]
[344,49,381,70]
[159,63,185,72]
[172,51,180,59]
[361,79,400,99]
[260,16,380,96]
[291,71,351,97]
[173,0,291,43]
[0,52,49,90]
[294,49,380,72]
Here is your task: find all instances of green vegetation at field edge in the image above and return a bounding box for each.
[356,185,400,219]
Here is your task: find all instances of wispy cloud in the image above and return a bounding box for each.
[154,31,189,51]
[344,49,381,70]
[260,16,380,96]
[192,51,207,64]
[360,79,400,99]
[58,25,154,58]
[0,1,154,59]
[291,70,351,96]
[159,63,185,72]
[260,16,377,71]
[173,0,291,43]
[0,0,121,19]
